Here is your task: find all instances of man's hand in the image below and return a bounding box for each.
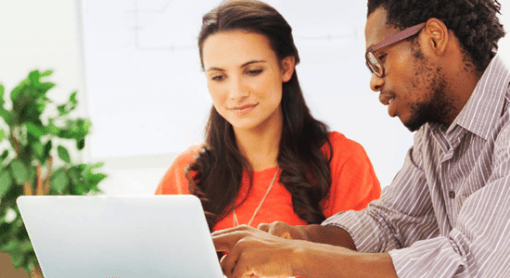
[212,225,299,278]
[257,221,308,240]
[257,221,357,250]
[212,224,398,278]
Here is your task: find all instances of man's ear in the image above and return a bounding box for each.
[281,56,295,82]
[423,18,449,56]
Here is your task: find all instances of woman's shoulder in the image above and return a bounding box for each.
[172,144,203,168]
[326,131,368,158]
[155,144,203,195]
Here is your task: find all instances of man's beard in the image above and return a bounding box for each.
[405,82,448,132]
[404,52,451,132]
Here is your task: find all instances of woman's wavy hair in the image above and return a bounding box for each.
[187,0,333,231]
[368,0,505,72]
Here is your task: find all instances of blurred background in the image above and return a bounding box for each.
[1,0,509,276]
[1,0,509,194]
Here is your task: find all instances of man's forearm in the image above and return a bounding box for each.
[291,240,398,278]
[300,224,357,251]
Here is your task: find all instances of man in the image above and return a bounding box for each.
[212,0,509,277]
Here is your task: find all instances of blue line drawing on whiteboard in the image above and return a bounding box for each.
[125,0,206,52]
[122,0,357,53]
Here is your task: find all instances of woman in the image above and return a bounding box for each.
[156,0,381,233]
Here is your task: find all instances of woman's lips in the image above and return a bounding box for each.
[232,104,257,115]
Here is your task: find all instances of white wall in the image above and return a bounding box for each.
[1,0,510,196]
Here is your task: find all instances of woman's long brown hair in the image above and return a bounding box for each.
[187,0,333,231]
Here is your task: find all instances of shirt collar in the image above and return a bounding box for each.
[447,54,510,140]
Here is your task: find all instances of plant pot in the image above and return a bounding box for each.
[0,252,29,278]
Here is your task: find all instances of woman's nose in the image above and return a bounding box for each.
[228,78,249,100]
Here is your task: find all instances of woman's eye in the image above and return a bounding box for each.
[211,75,225,81]
[247,69,263,75]
[378,54,387,62]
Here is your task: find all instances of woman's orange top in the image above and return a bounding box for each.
[155,131,381,232]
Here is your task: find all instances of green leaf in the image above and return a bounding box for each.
[57,104,66,115]
[10,249,25,268]
[0,171,12,196]
[72,182,87,195]
[26,166,36,187]
[0,239,18,252]
[10,79,27,103]
[51,169,69,193]
[68,167,81,185]
[0,108,13,126]
[47,122,60,136]
[44,140,52,159]
[38,82,55,93]
[28,70,40,87]
[0,129,4,141]
[10,160,27,184]
[25,122,46,138]
[57,145,71,163]
[19,239,34,253]
[70,91,77,103]
[76,138,85,150]
[88,173,107,186]
[32,141,44,160]
[90,162,104,169]
[0,84,4,106]
[0,150,7,166]
[40,70,53,77]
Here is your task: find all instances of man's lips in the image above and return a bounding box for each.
[379,93,395,106]
[379,93,397,117]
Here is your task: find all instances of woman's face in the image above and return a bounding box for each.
[201,30,294,132]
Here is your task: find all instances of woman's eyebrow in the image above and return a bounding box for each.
[206,60,266,72]
[206,67,225,72]
[241,60,266,67]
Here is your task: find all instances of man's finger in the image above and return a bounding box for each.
[267,221,288,237]
[257,223,269,232]
[211,224,252,237]
[219,245,241,277]
[212,230,251,252]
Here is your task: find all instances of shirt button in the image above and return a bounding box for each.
[449,191,455,199]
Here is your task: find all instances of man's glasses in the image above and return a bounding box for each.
[366,22,426,78]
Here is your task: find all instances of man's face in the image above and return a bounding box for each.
[365,8,453,132]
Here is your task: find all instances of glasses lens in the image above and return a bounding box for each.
[367,52,383,77]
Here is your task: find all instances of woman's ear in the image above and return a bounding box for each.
[281,56,295,82]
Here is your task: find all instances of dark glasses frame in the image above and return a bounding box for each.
[365,22,426,77]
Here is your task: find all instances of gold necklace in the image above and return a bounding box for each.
[232,166,280,227]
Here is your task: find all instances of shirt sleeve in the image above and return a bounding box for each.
[322,130,439,253]
[323,127,510,277]
[154,145,201,195]
[389,126,510,278]
[321,132,381,217]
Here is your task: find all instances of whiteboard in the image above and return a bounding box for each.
[79,0,415,187]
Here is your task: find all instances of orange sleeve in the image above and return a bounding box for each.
[154,145,202,195]
[322,132,381,218]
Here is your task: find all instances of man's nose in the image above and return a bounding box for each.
[370,73,384,92]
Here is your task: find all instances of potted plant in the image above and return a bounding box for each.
[0,70,107,278]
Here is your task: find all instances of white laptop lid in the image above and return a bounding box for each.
[17,195,224,278]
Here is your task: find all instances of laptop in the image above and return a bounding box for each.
[17,195,224,278]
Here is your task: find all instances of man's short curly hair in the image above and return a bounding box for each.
[368,0,506,71]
